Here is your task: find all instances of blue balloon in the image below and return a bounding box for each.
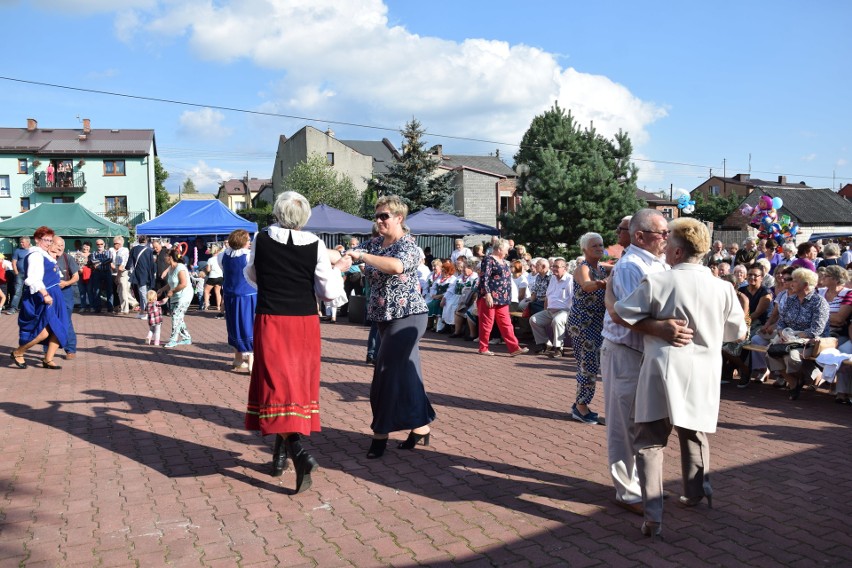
[772,197,783,210]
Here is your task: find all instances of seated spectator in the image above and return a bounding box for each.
[718,261,731,277]
[727,242,739,260]
[749,266,796,385]
[708,259,720,277]
[765,268,830,400]
[451,259,481,340]
[511,260,529,304]
[732,264,747,288]
[755,258,775,289]
[819,265,852,338]
[734,237,759,267]
[705,240,730,265]
[818,243,843,268]
[425,259,448,330]
[443,257,477,336]
[529,257,572,357]
[450,239,472,263]
[791,242,818,272]
[428,260,455,332]
[527,258,551,316]
[738,264,772,385]
[720,274,751,385]
[770,242,796,274]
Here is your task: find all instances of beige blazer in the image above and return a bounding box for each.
[615,263,746,433]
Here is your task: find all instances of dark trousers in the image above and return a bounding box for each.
[90,270,114,311]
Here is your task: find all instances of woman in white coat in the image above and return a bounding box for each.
[614,217,747,539]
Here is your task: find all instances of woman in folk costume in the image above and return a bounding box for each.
[220,229,257,372]
[244,191,350,494]
[10,226,69,370]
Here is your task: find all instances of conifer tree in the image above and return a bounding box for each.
[369,119,457,213]
[504,102,642,254]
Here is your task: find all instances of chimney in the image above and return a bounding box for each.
[326,128,335,138]
[432,144,443,157]
[26,118,37,131]
[82,118,91,134]
[778,175,787,185]
[734,173,750,182]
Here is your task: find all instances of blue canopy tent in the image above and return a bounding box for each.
[136,200,257,236]
[302,204,373,234]
[405,207,500,236]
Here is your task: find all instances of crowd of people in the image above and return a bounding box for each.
[7,197,852,531]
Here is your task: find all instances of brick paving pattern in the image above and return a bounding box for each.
[1,310,851,566]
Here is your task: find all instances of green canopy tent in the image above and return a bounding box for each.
[0,203,129,252]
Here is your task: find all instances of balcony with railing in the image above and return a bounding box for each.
[95,210,148,229]
[22,172,87,196]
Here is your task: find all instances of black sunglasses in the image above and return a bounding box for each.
[374,212,392,221]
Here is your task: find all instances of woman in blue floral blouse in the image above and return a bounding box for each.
[346,195,435,459]
[477,239,528,357]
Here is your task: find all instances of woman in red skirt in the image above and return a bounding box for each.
[244,191,350,493]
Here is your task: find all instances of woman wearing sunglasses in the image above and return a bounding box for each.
[345,196,435,459]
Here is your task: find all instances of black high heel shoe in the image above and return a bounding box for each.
[42,359,62,370]
[270,434,289,477]
[367,437,388,459]
[398,430,430,450]
[10,351,27,369]
[285,434,318,494]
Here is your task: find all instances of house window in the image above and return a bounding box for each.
[661,207,674,219]
[20,197,30,212]
[103,160,126,176]
[105,195,128,213]
[234,201,246,211]
[710,185,720,196]
[0,175,9,197]
[17,159,28,174]
[326,152,334,166]
[52,196,74,204]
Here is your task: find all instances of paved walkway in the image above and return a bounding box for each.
[1,310,851,567]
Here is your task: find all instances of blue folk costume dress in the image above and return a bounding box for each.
[221,248,257,353]
[18,248,69,348]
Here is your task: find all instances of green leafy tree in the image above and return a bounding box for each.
[503,102,642,255]
[154,157,170,215]
[283,153,360,215]
[688,192,742,227]
[181,177,197,194]
[368,118,457,213]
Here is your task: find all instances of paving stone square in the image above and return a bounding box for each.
[1,310,851,566]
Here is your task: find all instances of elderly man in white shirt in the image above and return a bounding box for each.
[529,257,572,357]
[450,239,473,263]
[111,235,138,314]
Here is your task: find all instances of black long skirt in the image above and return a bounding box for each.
[370,312,435,434]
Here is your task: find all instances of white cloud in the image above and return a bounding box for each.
[801,153,817,161]
[178,108,232,140]
[120,0,665,150]
[174,160,233,193]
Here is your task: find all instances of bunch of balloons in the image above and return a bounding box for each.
[740,195,798,251]
[677,194,695,214]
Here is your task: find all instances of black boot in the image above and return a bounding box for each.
[271,434,289,477]
[285,434,319,494]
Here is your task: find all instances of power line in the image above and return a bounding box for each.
[0,75,845,184]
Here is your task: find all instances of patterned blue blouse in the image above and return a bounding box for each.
[477,254,512,306]
[363,235,429,322]
[776,290,830,338]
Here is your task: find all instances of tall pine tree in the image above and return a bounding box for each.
[368,119,457,214]
[504,103,642,254]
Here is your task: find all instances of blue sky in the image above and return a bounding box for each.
[1,0,849,197]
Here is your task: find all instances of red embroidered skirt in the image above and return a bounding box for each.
[245,314,321,436]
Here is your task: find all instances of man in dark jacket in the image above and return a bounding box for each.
[129,235,156,318]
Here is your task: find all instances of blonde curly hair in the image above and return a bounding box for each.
[668,217,710,259]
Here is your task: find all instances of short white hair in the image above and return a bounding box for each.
[579,232,603,251]
[273,191,312,229]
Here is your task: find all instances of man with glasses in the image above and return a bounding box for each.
[601,208,689,516]
[89,240,114,313]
